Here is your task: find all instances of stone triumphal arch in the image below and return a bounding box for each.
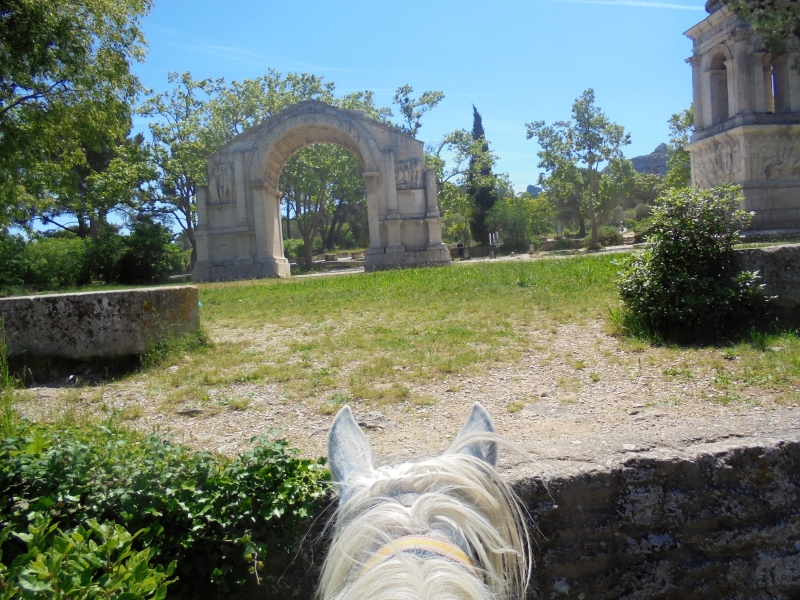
[192,101,451,281]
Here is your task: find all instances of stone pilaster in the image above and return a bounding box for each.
[233,152,248,225]
[752,52,767,113]
[687,55,704,129]
[363,171,382,250]
[724,59,737,118]
[733,28,754,115]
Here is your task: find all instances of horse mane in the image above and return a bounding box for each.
[317,433,530,600]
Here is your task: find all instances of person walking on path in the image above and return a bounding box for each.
[457,240,465,260]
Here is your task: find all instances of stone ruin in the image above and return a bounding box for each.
[685,1,800,232]
[192,101,451,282]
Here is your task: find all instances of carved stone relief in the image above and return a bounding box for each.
[208,161,235,205]
[747,134,800,181]
[694,14,741,48]
[395,159,424,189]
[691,136,741,188]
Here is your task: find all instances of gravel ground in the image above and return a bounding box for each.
[18,316,799,470]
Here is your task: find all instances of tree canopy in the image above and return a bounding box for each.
[0,0,152,226]
[527,89,633,247]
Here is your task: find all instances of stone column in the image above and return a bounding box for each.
[424,169,440,218]
[773,54,792,113]
[752,52,767,113]
[687,55,703,129]
[383,151,402,252]
[363,171,382,250]
[733,28,754,115]
[724,59,738,118]
[788,53,800,113]
[384,151,399,215]
[263,183,286,261]
[701,70,715,128]
[764,59,776,113]
[233,152,248,225]
[251,182,270,260]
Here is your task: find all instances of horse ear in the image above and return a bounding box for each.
[327,406,374,484]
[451,402,498,466]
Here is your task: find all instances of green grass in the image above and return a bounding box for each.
[139,256,622,408]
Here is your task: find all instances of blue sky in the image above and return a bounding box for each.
[132,0,706,190]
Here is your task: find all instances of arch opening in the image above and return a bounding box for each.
[708,52,730,126]
[278,142,369,269]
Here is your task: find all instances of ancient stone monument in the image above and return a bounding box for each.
[192,101,450,281]
[685,1,800,231]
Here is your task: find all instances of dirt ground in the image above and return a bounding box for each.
[18,311,800,472]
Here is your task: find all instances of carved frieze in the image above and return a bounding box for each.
[208,161,235,205]
[395,159,424,190]
[691,136,741,188]
[746,134,800,181]
[693,14,740,48]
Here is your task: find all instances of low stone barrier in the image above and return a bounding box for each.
[517,436,800,599]
[0,286,199,361]
[735,244,800,327]
[259,434,800,599]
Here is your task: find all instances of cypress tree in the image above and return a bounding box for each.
[467,106,497,246]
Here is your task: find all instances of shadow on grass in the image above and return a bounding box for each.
[6,329,212,387]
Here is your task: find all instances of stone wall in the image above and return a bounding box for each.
[259,435,800,599]
[518,438,800,599]
[735,243,800,327]
[0,286,199,361]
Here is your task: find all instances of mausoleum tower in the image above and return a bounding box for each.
[685,0,800,231]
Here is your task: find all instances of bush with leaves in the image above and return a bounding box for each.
[0,420,328,599]
[616,185,767,342]
[0,516,175,599]
[23,237,88,289]
[118,218,186,284]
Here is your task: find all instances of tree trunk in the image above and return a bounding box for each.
[303,232,314,269]
[590,214,599,248]
[577,213,586,238]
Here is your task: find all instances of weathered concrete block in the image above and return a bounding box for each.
[0,286,199,360]
[735,244,800,307]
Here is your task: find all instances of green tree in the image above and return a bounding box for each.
[486,192,553,250]
[426,129,497,245]
[392,85,445,138]
[664,106,694,190]
[0,0,152,226]
[468,106,499,246]
[722,0,800,54]
[139,72,222,267]
[527,89,632,247]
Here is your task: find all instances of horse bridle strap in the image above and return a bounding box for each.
[360,535,477,576]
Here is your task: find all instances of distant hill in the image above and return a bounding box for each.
[526,185,542,197]
[599,143,668,177]
[630,143,668,176]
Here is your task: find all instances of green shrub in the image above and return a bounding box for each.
[0,232,28,289]
[82,230,126,284]
[0,516,175,599]
[616,185,767,343]
[634,203,652,220]
[0,420,328,599]
[282,238,305,262]
[118,219,185,285]
[597,226,623,246]
[23,237,88,289]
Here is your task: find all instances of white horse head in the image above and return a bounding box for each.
[319,402,530,600]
